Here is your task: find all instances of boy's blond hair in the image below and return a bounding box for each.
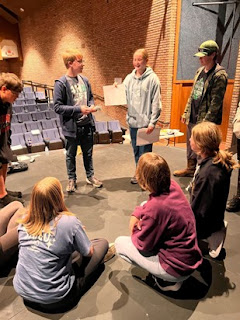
[0,72,23,93]
[62,49,83,68]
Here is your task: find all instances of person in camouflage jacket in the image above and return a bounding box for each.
[174,40,228,177]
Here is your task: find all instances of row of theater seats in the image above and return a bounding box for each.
[11,118,126,156]
[11,119,64,155]
[94,120,126,144]
[13,86,49,107]
[12,110,57,123]
[12,102,53,114]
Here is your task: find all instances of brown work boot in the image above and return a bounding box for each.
[173,159,197,177]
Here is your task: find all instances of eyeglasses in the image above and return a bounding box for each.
[6,88,19,97]
[10,90,20,97]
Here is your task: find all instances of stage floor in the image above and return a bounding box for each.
[1,138,240,320]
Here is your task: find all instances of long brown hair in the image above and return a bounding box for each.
[192,122,238,172]
[136,153,170,195]
[19,177,73,236]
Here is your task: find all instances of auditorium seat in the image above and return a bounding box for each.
[11,123,27,135]
[42,128,63,150]
[38,103,48,112]
[41,119,57,130]
[25,99,36,105]
[35,92,46,99]
[23,87,33,93]
[13,99,25,106]
[25,104,37,112]
[24,132,45,153]
[25,121,42,132]
[24,92,35,100]
[107,120,123,143]
[11,114,18,123]
[11,133,28,155]
[31,111,46,121]
[94,121,110,144]
[45,110,57,120]
[12,105,25,114]
[17,113,32,123]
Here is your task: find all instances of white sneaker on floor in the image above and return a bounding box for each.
[86,176,103,188]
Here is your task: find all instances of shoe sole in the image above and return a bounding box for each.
[153,276,182,292]
[66,189,76,193]
[86,180,103,188]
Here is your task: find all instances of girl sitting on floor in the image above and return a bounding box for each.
[13,177,111,313]
[189,121,237,258]
[115,153,202,292]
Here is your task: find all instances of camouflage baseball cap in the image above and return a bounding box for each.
[194,40,219,57]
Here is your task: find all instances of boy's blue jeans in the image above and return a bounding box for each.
[130,127,153,165]
[65,125,94,181]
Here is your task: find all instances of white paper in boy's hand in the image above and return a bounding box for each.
[103,84,127,106]
[136,127,161,146]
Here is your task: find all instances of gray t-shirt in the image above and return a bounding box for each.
[13,215,91,304]
[66,75,91,126]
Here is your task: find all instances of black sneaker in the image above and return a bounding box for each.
[0,194,24,207]
[6,189,22,198]
[226,195,240,212]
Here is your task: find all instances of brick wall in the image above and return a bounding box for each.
[16,0,178,127]
[91,0,178,126]
[1,1,239,140]
[226,42,240,149]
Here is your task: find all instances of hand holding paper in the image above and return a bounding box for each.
[103,84,127,106]
[136,127,161,146]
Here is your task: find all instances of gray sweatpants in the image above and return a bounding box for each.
[115,236,188,282]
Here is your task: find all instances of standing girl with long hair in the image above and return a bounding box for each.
[189,121,237,258]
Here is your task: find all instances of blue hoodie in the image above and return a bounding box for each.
[123,67,162,128]
[54,75,95,138]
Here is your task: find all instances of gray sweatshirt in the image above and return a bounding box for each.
[124,67,162,128]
